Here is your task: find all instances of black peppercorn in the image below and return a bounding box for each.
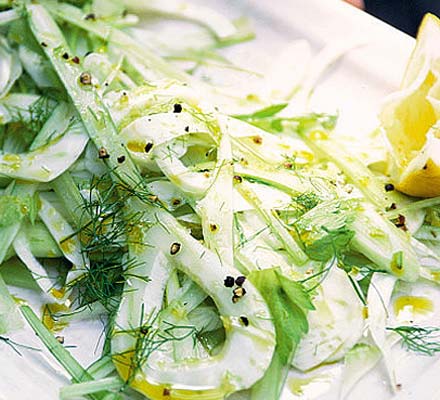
[385,183,395,192]
[224,276,234,288]
[235,276,246,286]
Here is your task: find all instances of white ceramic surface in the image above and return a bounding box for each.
[2,1,439,400]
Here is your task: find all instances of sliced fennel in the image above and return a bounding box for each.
[123,0,237,40]
[112,198,276,398]
[339,343,381,400]
[13,229,62,297]
[367,273,398,391]
[0,1,438,400]
[292,267,364,371]
[0,116,89,182]
[0,273,23,334]
[0,38,22,99]
[38,192,89,285]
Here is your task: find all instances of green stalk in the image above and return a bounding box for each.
[51,172,85,230]
[232,137,330,197]
[86,355,117,379]
[4,221,63,261]
[236,181,308,266]
[20,305,107,400]
[40,0,190,83]
[297,133,406,210]
[235,163,310,196]
[387,196,440,218]
[60,377,123,399]
[26,5,139,182]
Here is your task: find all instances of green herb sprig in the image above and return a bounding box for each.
[387,325,440,356]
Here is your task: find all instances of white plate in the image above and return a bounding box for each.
[1,1,438,400]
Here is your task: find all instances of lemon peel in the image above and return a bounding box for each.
[380,14,440,197]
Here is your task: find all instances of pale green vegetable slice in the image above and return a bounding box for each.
[351,204,420,282]
[0,273,23,334]
[13,229,61,297]
[38,192,90,285]
[0,117,89,182]
[0,9,20,26]
[236,180,308,266]
[339,343,381,400]
[123,0,236,39]
[233,209,294,276]
[367,273,398,392]
[0,182,38,264]
[18,45,60,89]
[40,0,190,83]
[112,198,276,398]
[293,267,364,370]
[4,221,62,262]
[0,38,22,99]
[195,132,234,267]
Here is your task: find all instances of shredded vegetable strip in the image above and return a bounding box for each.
[0,1,438,400]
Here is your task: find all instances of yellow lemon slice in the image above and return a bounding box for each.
[380,13,440,197]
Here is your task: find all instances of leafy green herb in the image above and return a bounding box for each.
[293,192,321,213]
[304,225,355,262]
[290,113,338,134]
[294,200,356,262]
[248,268,314,400]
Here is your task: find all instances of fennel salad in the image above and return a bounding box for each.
[0,1,439,399]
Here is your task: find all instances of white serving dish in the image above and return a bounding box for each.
[2,1,439,400]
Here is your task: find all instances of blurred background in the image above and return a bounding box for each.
[344,0,440,36]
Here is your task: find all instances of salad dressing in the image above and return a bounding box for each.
[114,353,229,400]
[41,302,70,332]
[393,296,434,318]
[286,368,340,399]
[0,2,439,400]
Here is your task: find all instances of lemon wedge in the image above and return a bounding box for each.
[380,13,440,197]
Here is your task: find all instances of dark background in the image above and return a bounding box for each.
[364,0,440,37]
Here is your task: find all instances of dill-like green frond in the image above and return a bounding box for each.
[66,172,151,313]
[114,307,198,386]
[0,335,40,356]
[387,326,440,356]
[2,95,54,151]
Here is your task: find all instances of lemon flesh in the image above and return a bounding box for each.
[380,13,440,197]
